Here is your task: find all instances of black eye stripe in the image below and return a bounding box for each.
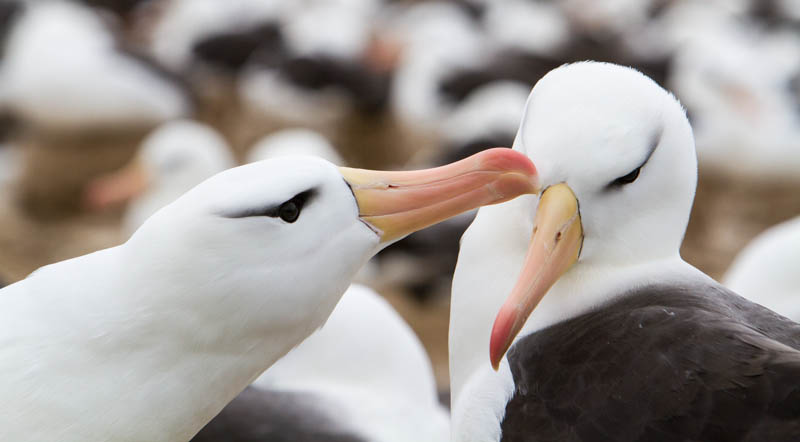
[222,189,316,219]
[612,167,641,186]
[607,127,662,188]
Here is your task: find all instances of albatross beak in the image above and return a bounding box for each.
[83,159,149,209]
[490,183,583,370]
[340,148,539,245]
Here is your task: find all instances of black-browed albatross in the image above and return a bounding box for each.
[83,119,236,235]
[0,148,537,442]
[449,61,800,441]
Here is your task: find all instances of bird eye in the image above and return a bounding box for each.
[612,166,641,186]
[278,200,300,223]
[220,189,315,220]
[275,190,315,222]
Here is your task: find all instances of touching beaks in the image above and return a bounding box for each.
[340,148,540,245]
[489,183,583,370]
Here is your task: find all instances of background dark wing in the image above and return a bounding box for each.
[191,386,366,442]
[501,289,800,442]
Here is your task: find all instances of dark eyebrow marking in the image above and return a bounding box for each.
[642,126,663,166]
[627,126,663,172]
[221,189,317,219]
[606,126,663,189]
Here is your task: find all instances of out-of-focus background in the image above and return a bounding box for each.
[0,0,798,390]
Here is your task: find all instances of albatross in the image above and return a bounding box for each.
[724,216,800,321]
[0,148,537,442]
[449,61,800,441]
[84,120,236,235]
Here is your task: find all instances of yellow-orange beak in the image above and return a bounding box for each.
[340,148,540,245]
[83,158,149,210]
[490,183,583,369]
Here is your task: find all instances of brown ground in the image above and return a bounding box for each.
[683,168,800,281]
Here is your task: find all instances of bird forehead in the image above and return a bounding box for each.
[255,160,337,193]
[189,157,341,208]
[520,111,660,186]
[518,64,669,183]
[525,63,667,129]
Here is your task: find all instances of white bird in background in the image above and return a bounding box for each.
[449,62,800,441]
[235,0,387,128]
[84,120,236,235]
[147,0,287,71]
[0,0,189,130]
[481,0,570,57]
[386,1,487,134]
[237,0,387,136]
[247,127,344,165]
[561,0,659,37]
[238,62,353,131]
[666,1,800,179]
[280,0,378,61]
[440,81,530,155]
[195,283,450,442]
[0,148,537,442]
[724,216,800,321]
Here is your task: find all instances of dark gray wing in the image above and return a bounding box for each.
[501,284,800,442]
[191,386,366,442]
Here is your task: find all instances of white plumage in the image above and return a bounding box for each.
[724,216,800,321]
[0,157,378,441]
[449,62,707,440]
[247,128,344,165]
[148,0,286,70]
[254,283,450,442]
[0,147,537,441]
[0,1,189,130]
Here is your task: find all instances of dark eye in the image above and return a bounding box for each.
[220,189,315,220]
[278,200,300,223]
[274,190,314,222]
[612,166,641,186]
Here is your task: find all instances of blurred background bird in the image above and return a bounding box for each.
[0,0,797,412]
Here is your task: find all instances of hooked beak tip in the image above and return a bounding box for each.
[487,183,583,369]
[489,303,517,370]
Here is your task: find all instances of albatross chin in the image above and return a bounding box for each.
[450,61,800,441]
[0,149,537,442]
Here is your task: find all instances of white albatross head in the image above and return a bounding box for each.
[487,61,698,368]
[124,148,538,357]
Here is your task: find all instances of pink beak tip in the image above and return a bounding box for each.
[476,148,538,178]
[489,304,517,370]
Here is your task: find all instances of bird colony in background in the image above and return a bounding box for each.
[0,0,795,348]
[0,0,797,286]
[0,0,796,284]
[0,0,797,440]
